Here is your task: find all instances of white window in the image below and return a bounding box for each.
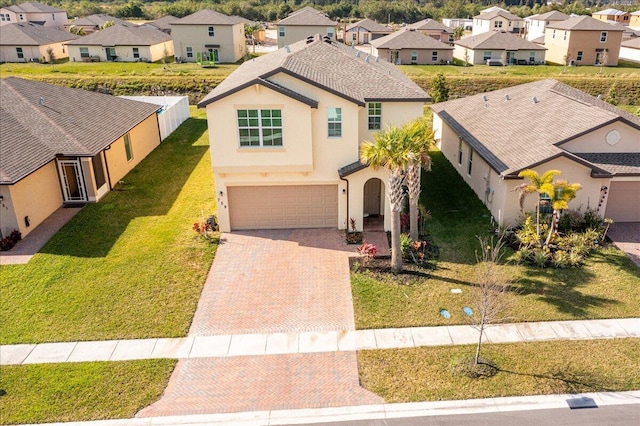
[457,139,463,165]
[327,108,342,138]
[467,149,474,175]
[494,20,503,29]
[79,47,89,58]
[208,26,214,37]
[18,13,24,21]
[448,34,454,42]
[186,46,193,58]
[52,13,55,20]
[600,31,607,42]
[367,102,381,130]
[483,51,491,61]
[552,29,555,39]
[278,26,285,37]
[1,13,9,21]
[327,27,334,38]
[124,133,133,162]
[16,47,23,59]
[529,51,535,63]
[563,31,567,40]
[411,50,418,63]
[431,51,438,62]
[237,109,283,147]
[132,47,139,58]
[576,51,583,61]
[352,32,357,41]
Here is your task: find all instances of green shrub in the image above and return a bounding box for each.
[516,216,540,249]
[552,250,570,269]
[568,250,585,267]
[532,248,551,268]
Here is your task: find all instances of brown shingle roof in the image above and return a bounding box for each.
[5,2,64,13]
[622,37,640,48]
[406,18,453,33]
[0,22,78,46]
[455,31,546,50]
[277,7,337,26]
[371,29,453,50]
[573,153,640,175]
[474,10,524,21]
[171,9,242,26]
[547,15,624,31]
[0,77,160,184]
[144,15,178,31]
[66,25,171,46]
[66,14,132,28]
[346,18,391,33]
[529,11,570,21]
[431,79,640,177]
[198,35,429,108]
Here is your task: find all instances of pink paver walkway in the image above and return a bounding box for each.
[607,222,640,267]
[137,352,383,417]
[189,229,388,336]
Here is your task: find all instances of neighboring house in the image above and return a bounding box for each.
[345,18,391,45]
[119,96,190,140]
[620,37,640,62]
[525,10,569,41]
[139,15,177,34]
[197,35,430,232]
[276,6,337,48]
[431,79,640,226]
[630,11,640,30]
[66,25,173,62]
[371,28,454,64]
[406,18,454,43]
[442,18,473,31]
[0,2,67,29]
[64,14,132,35]
[0,77,162,239]
[454,31,546,65]
[472,10,525,36]
[0,22,78,62]
[170,9,246,64]
[592,8,631,24]
[545,16,624,66]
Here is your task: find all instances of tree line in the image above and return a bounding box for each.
[1,0,637,24]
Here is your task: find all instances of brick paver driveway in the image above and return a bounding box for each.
[138,229,383,417]
[607,222,640,267]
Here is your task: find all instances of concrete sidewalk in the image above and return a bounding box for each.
[2,318,638,366]
[19,390,640,426]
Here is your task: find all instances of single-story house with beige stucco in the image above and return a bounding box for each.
[454,31,546,65]
[371,28,454,64]
[0,77,163,239]
[431,79,640,227]
[0,22,78,62]
[197,35,430,233]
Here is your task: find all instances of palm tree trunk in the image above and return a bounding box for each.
[407,160,420,242]
[389,169,405,273]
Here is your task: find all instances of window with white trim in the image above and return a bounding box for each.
[327,108,342,138]
[600,31,607,42]
[576,51,583,61]
[529,51,535,63]
[208,26,214,37]
[16,47,23,59]
[431,51,438,62]
[457,139,463,165]
[352,32,357,41]
[132,47,139,58]
[367,102,381,130]
[563,31,567,40]
[327,27,334,38]
[237,109,283,147]
[494,20,503,28]
[411,50,418,63]
[124,133,133,162]
[483,51,491,61]
[79,47,89,58]
[278,26,285,37]
[186,46,193,58]
[467,149,473,175]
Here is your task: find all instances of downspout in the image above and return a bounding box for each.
[103,149,113,190]
[340,175,349,230]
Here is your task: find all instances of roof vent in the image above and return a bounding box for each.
[285,45,290,53]
[365,54,370,62]
[322,35,331,44]
[305,35,315,44]
[409,28,416,31]
[504,94,510,101]
[375,56,379,62]
[532,96,538,104]
[481,95,488,102]
[38,97,44,106]
[356,50,361,58]
[597,94,603,100]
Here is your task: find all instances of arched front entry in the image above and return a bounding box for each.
[363,178,385,229]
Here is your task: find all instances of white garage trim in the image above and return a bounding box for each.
[605,181,640,222]
[228,185,338,230]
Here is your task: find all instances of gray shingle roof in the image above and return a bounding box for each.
[0,22,78,46]
[0,77,160,184]
[430,79,640,177]
[529,11,570,21]
[171,9,242,26]
[198,35,429,108]
[622,37,640,48]
[346,18,391,33]
[573,153,640,175]
[66,25,171,46]
[66,14,132,28]
[547,15,624,31]
[371,29,453,50]
[474,10,524,21]
[277,7,337,26]
[144,15,178,31]
[406,18,453,33]
[455,31,546,50]
[5,2,64,13]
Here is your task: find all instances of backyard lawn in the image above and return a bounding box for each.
[0,108,217,344]
[352,150,640,330]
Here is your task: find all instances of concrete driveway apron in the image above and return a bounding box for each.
[138,229,383,417]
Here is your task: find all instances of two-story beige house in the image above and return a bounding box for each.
[432,79,640,226]
[66,24,173,62]
[371,28,454,65]
[406,18,454,43]
[472,9,525,36]
[0,22,78,62]
[276,6,337,48]
[545,16,624,66]
[630,11,640,30]
[197,35,430,232]
[592,8,631,24]
[525,10,569,41]
[170,9,245,63]
[0,2,67,29]
[345,18,392,45]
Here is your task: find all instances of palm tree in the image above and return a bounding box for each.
[361,125,411,273]
[543,180,581,246]
[403,118,433,241]
[514,169,561,242]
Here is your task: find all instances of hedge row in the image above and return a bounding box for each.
[32,74,640,106]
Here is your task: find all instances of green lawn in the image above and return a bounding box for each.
[358,339,640,402]
[352,151,640,330]
[0,108,217,344]
[0,360,175,425]
[399,63,640,78]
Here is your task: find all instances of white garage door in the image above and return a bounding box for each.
[605,181,640,222]
[228,185,338,230]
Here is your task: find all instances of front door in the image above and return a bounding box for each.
[106,47,117,61]
[364,178,381,215]
[506,51,514,64]
[207,48,218,62]
[58,159,87,203]
[390,50,400,64]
